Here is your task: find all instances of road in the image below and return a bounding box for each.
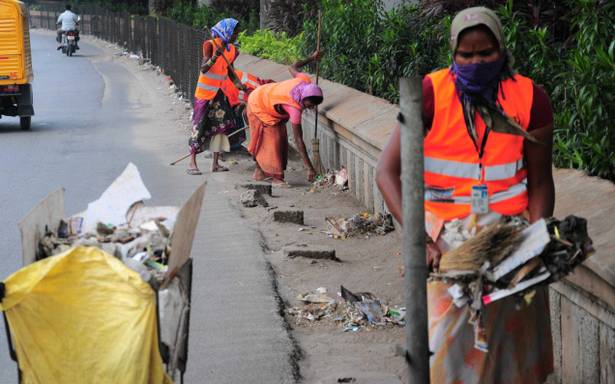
[0,31,296,383]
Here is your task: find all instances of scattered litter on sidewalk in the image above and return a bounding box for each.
[309,166,349,193]
[325,212,394,239]
[334,167,349,189]
[311,173,334,189]
[286,286,404,331]
[297,287,335,304]
[430,215,594,351]
[385,307,406,325]
[341,285,385,325]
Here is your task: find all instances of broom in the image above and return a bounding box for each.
[311,10,325,176]
[438,222,524,272]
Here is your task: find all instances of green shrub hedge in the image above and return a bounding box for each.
[238,30,303,64]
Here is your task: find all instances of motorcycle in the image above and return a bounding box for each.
[60,30,79,56]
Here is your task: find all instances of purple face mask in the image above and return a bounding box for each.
[450,56,504,102]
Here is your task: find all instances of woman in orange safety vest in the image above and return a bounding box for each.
[188,18,248,175]
[376,7,554,383]
[246,50,323,187]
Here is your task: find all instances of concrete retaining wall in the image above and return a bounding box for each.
[235,54,615,383]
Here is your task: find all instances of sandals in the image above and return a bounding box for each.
[186,168,202,175]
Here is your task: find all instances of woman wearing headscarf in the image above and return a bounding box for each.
[376,7,554,383]
[187,18,248,175]
[246,50,324,187]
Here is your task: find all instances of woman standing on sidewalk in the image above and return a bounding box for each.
[376,7,554,383]
[187,18,248,175]
[246,50,323,187]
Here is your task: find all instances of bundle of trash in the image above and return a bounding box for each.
[325,212,395,239]
[287,286,405,332]
[431,215,594,351]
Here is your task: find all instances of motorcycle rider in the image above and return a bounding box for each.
[56,4,79,50]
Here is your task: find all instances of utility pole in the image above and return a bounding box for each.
[399,77,430,384]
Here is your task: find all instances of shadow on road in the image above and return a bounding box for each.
[0,121,60,133]
[61,53,99,58]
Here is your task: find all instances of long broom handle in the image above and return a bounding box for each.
[170,126,248,166]
[314,9,322,140]
[209,35,243,90]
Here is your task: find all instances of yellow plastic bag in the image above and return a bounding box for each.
[0,246,172,384]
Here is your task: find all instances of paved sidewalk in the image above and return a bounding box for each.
[185,175,298,383]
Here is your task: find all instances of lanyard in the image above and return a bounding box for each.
[461,100,494,162]
[462,110,490,162]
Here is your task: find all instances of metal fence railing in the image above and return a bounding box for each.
[30,5,204,101]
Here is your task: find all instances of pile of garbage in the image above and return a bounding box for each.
[38,215,174,284]
[286,286,405,332]
[33,164,183,286]
[431,215,594,351]
[325,212,394,239]
[310,167,349,192]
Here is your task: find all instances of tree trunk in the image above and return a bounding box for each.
[259,0,272,29]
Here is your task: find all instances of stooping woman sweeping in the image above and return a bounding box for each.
[187,18,249,175]
[376,7,554,383]
[246,50,324,187]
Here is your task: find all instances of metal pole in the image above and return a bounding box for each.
[399,77,430,384]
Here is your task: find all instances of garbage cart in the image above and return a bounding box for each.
[1,164,205,383]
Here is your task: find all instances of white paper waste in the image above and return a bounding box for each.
[81,163,152,233]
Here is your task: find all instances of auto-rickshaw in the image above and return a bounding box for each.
[0,0,34,130]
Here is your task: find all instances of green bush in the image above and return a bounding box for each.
[549,1,615,180]
[300,0,613,181]
[237,30,303,64]
[301,0,450,103]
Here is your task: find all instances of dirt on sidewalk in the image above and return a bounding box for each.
[222,151,410,384]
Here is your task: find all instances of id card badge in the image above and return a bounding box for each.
[471,185,489,214]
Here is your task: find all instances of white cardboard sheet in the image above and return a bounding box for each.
[81,163,152,233]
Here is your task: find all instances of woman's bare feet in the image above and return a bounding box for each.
[253,167,266,181]
[187,153,202,175]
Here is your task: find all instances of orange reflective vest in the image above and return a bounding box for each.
[247,74,310,126]
[424,68,534,221]
[194,39,237,101]
[222,69,261,107]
